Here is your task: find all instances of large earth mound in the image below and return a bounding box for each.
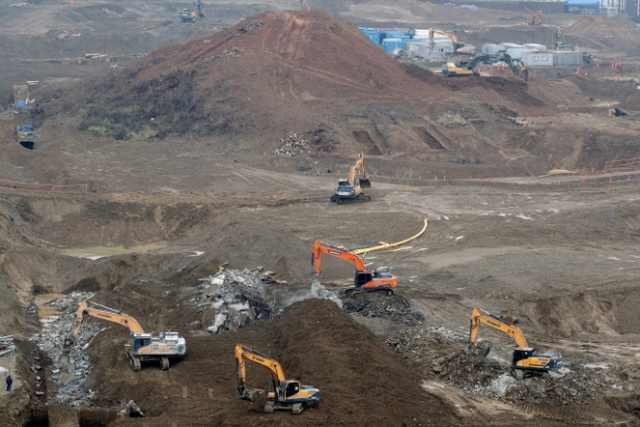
[34,10,553,157]
[80,297,460,426]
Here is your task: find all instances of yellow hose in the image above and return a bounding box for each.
[351,219,428,255]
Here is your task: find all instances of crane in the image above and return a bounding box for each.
[469,307,563,379]
[312,240,397,295]
[66,300,186,371]
[330,153,371,204]
[235,344,320,414]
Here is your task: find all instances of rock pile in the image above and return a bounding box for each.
[393,326,634,407]
[274,132,309,156]
[342,293,425,325]
[196,269,274,334]
[29,292,99,406]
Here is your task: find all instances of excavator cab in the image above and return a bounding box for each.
[355,271,373,287]
[512,347,536,366]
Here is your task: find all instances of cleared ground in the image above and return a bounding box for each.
[1,0,640,426]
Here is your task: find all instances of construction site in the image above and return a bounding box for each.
[1,0,640,425]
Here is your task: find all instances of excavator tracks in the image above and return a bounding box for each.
[128,352,141,372]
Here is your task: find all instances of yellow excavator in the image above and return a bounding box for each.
[469,307,563,379]
[235,344,320,414]
[65,300,186,371]
[180,0,205,22]
[331,153,371,204]
[312,240,397,295]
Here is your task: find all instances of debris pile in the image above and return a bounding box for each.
[0,335,15,357]
[394,326,632,407]
[274,132,309,156]
[342,293,424,325]
[29,292,100,406]
[196,269,274,334]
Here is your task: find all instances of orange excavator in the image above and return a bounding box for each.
[312,240,397,295]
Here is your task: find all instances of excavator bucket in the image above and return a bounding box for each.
[239,385,264,401]
[360,178,371,188]
[470,342,492,358]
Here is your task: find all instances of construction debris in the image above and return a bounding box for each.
[29,292,99,406]
[0,335,15,357]
[196,269,274,334]
[274,132,309,156]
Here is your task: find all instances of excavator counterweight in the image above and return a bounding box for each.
[66,300,186,372]
[469,307,563,378]
[312,240,397,296]
[235,344,320,415]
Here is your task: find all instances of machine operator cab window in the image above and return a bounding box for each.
[133,335,153,352]
[373,267,392,279]
[285,381,300,398]
[355,271,373,287]
[512,347,537,365]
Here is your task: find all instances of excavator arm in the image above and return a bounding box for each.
[235,344,287,398]
[66,301,145,346]
[469,307,529,349]
[312,240,367,276]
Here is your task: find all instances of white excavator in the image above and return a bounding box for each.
[65,300,186,371]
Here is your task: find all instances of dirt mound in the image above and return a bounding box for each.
[33,9,557,161]
[80,296,460,426]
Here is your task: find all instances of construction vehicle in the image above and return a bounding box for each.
[429,28,475,54]
[235,344,320,414]
[312,240,397,295]
[528,10,543,26]
[442,53,526,81]
[65,301,186,372]
[330,153,371,204]
[442,54,493,76]
[469,307,563,379]
[180,0,205,22]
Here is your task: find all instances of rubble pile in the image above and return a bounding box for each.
[342,293,424,325]
[196,269,275,334]
[392,327,631,407]
[29,292,100,406]
[0,335,15,357]
[274,132,309,156]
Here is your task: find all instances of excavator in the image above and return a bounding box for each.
[528,10,543,26]
[312,240,397,295]
[180,0,205,22]
[442,53,527,81]
[65,300,186,372]
[469,307,563,379]
[235,344,320,414]
[330,153,371,204]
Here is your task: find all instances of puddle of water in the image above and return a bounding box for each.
[63,243,167,259]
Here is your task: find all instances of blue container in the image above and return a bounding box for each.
[382,38,404,53]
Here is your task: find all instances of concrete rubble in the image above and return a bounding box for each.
[196,268,274,334]
[0,335,15,357]
[29,292,99,406]
[274,132,310,156]
[387,326,638,407]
